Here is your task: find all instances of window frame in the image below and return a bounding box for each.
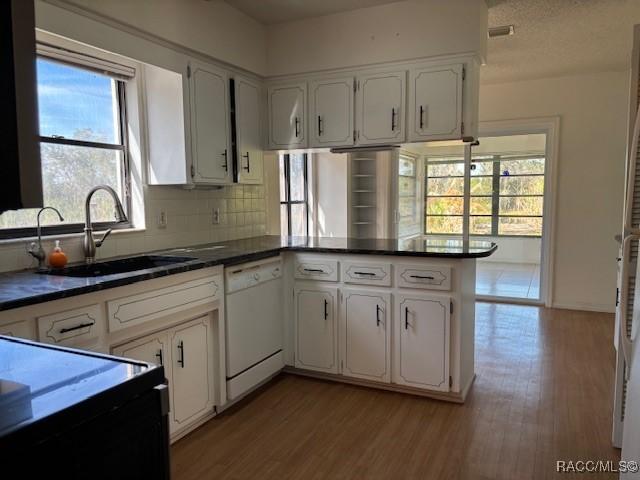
[280,153,309,237]
[0,55,133,240]
[425,154,545,238]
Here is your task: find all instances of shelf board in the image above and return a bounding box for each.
[352,221,373,225]
[352,205,375,208]
[353,174,375,177]
[353,190,375,193]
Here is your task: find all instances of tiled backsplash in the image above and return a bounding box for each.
[0,184,267,273]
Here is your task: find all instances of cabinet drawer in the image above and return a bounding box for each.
[342,261,391,286]
[294,257,339,282]
[107,276,222,333]
[37,304,102,346]
[396,265,451,291]
[0,320,32,339]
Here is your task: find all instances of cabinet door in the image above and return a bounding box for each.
[268,83,307,149]
[340,289,390,383]
[112,332,169,372]
[294,286,338,373]
[356,71,406,145]
[408,64,463,142]
[309,77,354,148]
[170,316,214,431]
[393,294,450,392]
[236,76,263,184]
[189,61,232,184]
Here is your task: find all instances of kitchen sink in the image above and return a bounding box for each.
[38,255,196,277]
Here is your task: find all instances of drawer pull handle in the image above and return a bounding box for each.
[304,268,325,273]
[324,299,329,320]
[376,304,382,327]
[156,349,163,366]
[410,275,435,280]
[59,322,94,334]
[354,271,376,276]
[405,307,409,330]
[177,341,185,368]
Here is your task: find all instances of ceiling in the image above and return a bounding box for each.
[484,0,640,84]
[223,0,404,25]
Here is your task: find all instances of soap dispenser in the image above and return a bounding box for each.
[48,240,68,269]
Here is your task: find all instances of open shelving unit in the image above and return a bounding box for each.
[347,153,378,238]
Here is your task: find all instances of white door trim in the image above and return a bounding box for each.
[478,116,560,308]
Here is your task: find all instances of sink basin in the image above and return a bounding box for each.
[39,255,196,277]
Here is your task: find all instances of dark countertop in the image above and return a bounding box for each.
[0,235,496,311]
[0,335,164,442]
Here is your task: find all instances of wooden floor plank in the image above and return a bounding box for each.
[172,303,621,479]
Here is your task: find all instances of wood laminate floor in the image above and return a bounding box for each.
[171,303,620,480]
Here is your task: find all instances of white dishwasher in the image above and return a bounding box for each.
[225,256,284,400]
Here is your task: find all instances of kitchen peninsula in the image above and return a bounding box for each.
[0,236,495,440]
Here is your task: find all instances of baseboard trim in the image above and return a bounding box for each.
[551,302,615,314]
[283,367,469,404]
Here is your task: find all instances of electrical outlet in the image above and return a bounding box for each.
[157,210,168,229]
[212,208,220,225]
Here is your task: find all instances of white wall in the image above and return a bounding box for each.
[265,0,487,76]
[476,237,542,264]
[315,153,349,237]
[42,0,268,75]
[480,71,628,312]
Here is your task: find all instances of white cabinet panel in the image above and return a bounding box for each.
[37,304,102,347]
[309,77,354,148]
[112,332,168,368]
[396,264,452,291]
[341,289,390,383]
[268,83,307,149]
[294,286,338,373]
[408,64,464,141]
[356,71,406,145]
[170,316,214,431]
[236,76,263,184]
[189,60,232,184]
[394,294,450,391]
[342,261,391,287]
[293,256,339,282]
[0,320,32,339]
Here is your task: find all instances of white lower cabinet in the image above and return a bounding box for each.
[340,289,390,383]
[294,286,338,374]
[112,315,215,436]
[393,293,451,392]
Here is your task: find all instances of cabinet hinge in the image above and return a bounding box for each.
[449,376,453,388]
[357,80,360,91]
[190,164,195,178]
[462,67,466,81]
[461,122,465,135]
[353,130,356,142]
[341,360,344,370]
[450,301,454,314]
[353,79,357,92]
[187,64,191,78]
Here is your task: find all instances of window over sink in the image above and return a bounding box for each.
[0,48,133,239]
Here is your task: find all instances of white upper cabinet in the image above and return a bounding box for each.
[189,60,232,184]
[268,83,307,149]
[309,77,354,148]
[235,76,263,184]
[408,63,464,142]
[393,293,451,392]
[355,71,406,145]
[294,286,338,374]
[340,289,390,383]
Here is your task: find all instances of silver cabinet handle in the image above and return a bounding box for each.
[295,117,300,137]
[354,271,376,276]
[324,299,328,320]
[376,305,382,327]
[410,274,435,280]
[317,115,323,136]
[155,349,163,366]
[419,105,425,129]
[391,108,396,131]
[304,268,325,273]
[404,307,409,330]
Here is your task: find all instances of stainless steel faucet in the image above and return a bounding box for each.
[83,185,128,263]
[28,206,64,271]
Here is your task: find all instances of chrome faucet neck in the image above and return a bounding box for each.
[83,185,128,263]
